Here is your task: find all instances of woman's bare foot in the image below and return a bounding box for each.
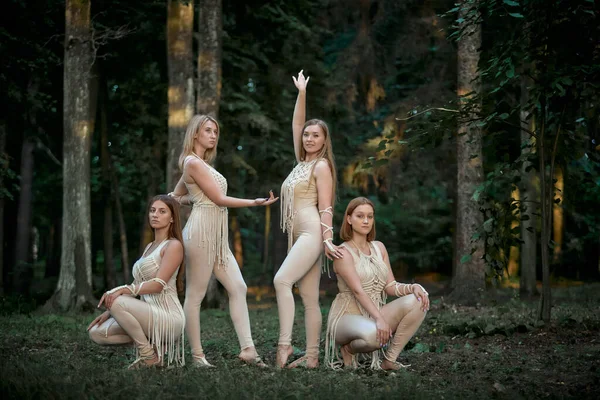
[275,344,293,368]
[287,355,319,369]
[238,346,268,367]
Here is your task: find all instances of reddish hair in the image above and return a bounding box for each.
[340,197,376,242]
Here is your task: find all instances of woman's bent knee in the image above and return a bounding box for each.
[89,326,106,345]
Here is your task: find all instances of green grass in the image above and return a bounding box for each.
[1,285,599,399]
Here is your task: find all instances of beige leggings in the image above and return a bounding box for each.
[184,242,254,357]
[88,296,154,357]
[274,213,323,358]
[335,295,426,361]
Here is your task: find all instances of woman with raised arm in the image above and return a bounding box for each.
[88,195,186,369]
[169,114,277,368]
[325,197,429,370]
[274,70,343,369]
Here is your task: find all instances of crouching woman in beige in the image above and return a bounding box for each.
[325,197,429,370]
[88,194,186,369]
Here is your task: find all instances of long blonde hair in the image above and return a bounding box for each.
[300,119,337,204]
[178,114,220,169]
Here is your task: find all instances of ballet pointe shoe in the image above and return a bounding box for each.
[128,353,160,370]
[276,344,293,369]
[239,347,268,368]
[381,357,410,371]
[287,355,319,369]
[191,353,215,368]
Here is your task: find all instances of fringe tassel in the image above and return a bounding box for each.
[187,203,229,269]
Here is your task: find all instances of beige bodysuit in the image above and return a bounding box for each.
[325,242,426,369]
[181,155,256,359]
[89,239,185,367]
[274,158,324,359]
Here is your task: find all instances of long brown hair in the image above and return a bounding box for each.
[300,118,337,204]
[178,114,220,169]
[340,197,376,242]
[147,194,185,294]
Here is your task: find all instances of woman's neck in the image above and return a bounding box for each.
[304,152,318,162]
[350,233,368,249]
[193,145,206,159]
[153,227,169,243]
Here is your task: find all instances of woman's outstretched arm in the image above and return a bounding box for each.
[187,158,278,208]
[292,70,309,162]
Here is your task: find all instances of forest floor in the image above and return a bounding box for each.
[0,284,599,399]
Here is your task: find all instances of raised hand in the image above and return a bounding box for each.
[254,190,279,206]
[292,70,310,92]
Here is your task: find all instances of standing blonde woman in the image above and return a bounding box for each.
[170,114,277,367]
[325,197,429,370]
[88,195,186,369]
[274,71,343,369]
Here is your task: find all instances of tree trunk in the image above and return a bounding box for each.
[196,0,222,117]
[46,0,95,311]
[262,204,271,274]
[167,0,194,191]
[13,137,35,294]
[538,109,552,322]
[552,165,564,264]
[0,122,6,295]
[99,74,116,289]
[507,187,519,278]
[111,165,130,283]
[450,0,485,305]
[197,0,223,307]
[45,219,61,279]
[230,215,243,268]
[519,75,537,297]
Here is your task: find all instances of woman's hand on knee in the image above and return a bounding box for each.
[98,289,124,310]
[375,317,392,347]
[412,284,430,312]
[87,311,110,331]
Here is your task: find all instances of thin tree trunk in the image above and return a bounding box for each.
[99,74,116,289]
[46,0,95,311]
[507,187,519,278]
[519,74,537,297]
[0,122,6,295]
[450,0,485,305]
[167,0,194,191]
[262,204,271,274]
[537,108,552,321]
[45,219,61,279]
[231,215,243,268]
[196,0,222,117]
[111,166,130,283]
[13,137,35,294]
[552,165,564,264]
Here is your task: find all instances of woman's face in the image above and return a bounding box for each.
[149,200,172,230]
[302,124,326,155]
[347,204,374,236]
[195,120,219,150]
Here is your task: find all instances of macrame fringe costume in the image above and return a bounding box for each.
[106,240,185,367]
[325,242,425,370]
[280,158,332,274]
[183,155,229,269]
